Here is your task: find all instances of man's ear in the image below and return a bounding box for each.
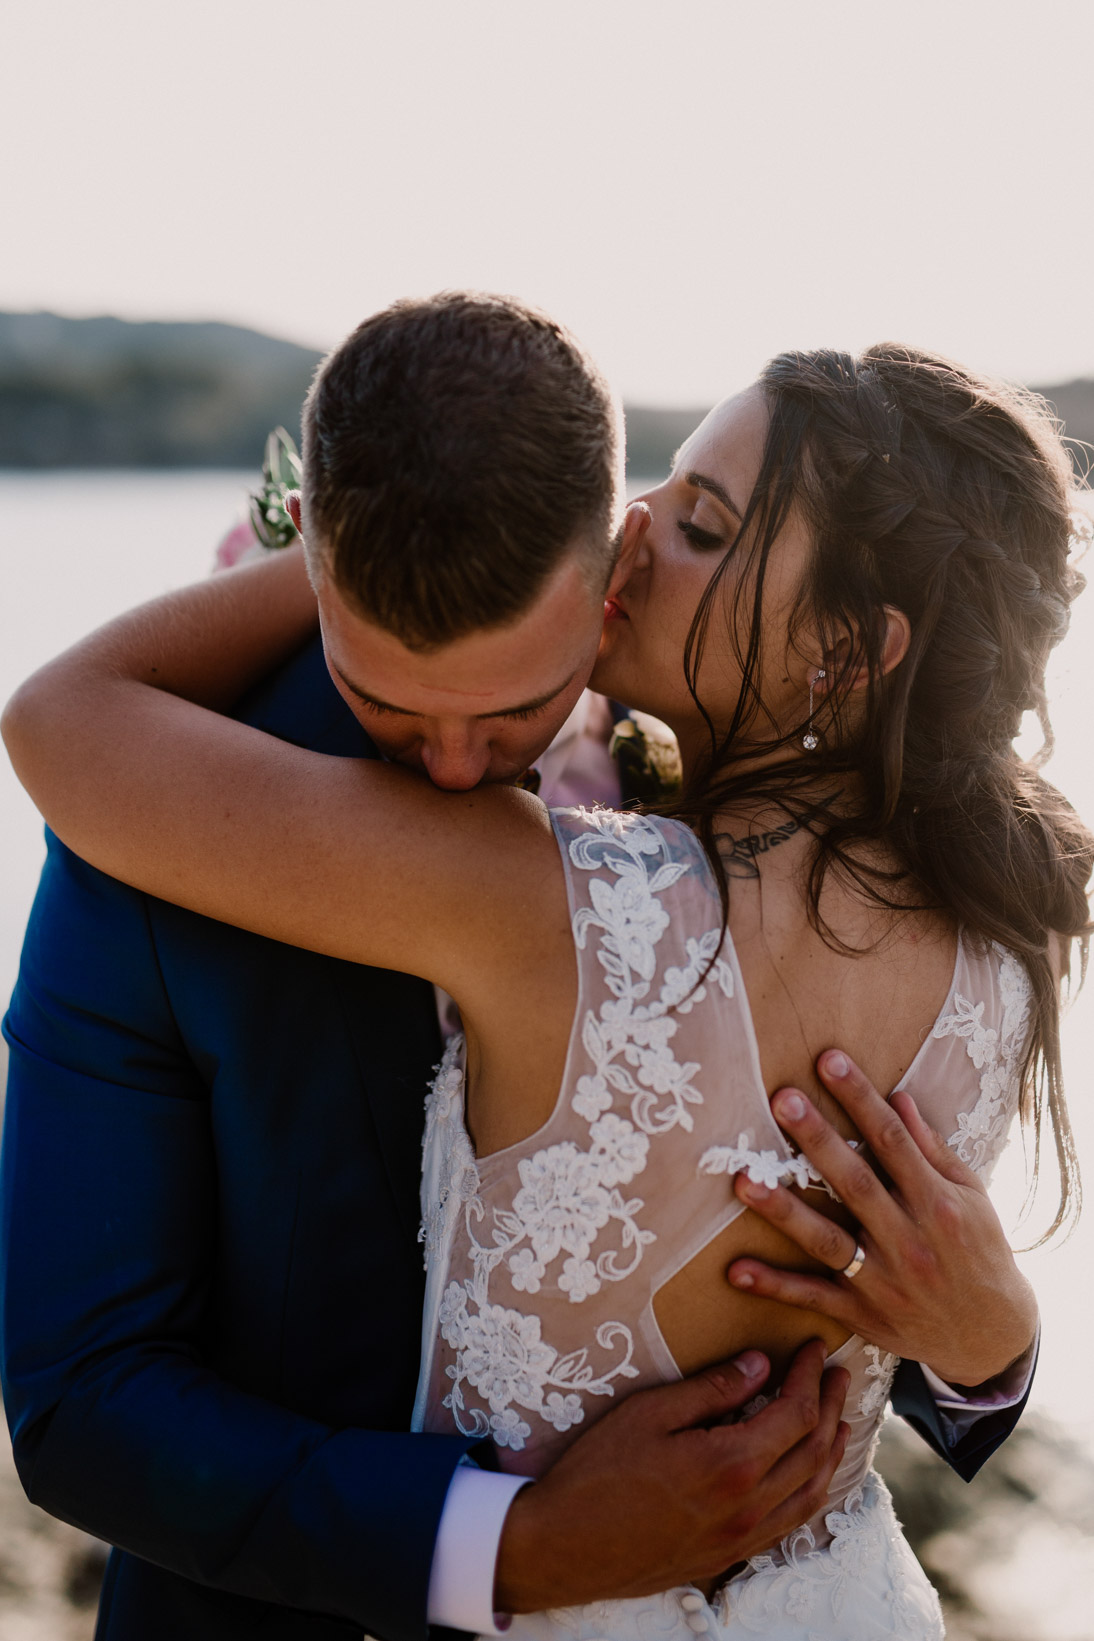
[286,490,303,534]
[606,502,651,599]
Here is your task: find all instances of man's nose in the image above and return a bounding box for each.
[419,733,492,791]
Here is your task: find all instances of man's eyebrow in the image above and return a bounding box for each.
[486,673,579,718]
[333,669,413,714]
[684,470,744,522]
[333,663,578,719]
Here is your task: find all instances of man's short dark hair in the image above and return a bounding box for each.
[301,291,621,650]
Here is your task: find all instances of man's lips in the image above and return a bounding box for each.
[604,597,628,622]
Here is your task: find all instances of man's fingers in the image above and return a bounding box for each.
[708,1339,830,1465]
[812,1050,943,1196]
[631,1350,772,1434]
[727,1256,860,1327]
[768,1082,903,1236]
[734,1175,862,1273]
[741,1363,849,1514]
[889,1089,984,1191]
[757,1416,852,1545]
[776,1336,829,1410]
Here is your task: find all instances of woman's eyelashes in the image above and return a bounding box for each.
[677,518,727,550]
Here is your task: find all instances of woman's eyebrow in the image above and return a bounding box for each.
[684,470,744,523]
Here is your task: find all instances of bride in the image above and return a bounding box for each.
[5,342,1090,1638]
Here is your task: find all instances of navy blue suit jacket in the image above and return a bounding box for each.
[1,638,471,1641]
[0,638,1030,1641]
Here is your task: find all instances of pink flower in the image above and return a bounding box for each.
[213,519,263,572]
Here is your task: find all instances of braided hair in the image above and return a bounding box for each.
[672,344,1093,1236]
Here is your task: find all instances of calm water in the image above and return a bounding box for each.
[2,469,1093,1460]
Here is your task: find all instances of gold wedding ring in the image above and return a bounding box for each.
[841,1243,866,1280]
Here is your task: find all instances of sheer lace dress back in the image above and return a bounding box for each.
[413,808,1031,1553]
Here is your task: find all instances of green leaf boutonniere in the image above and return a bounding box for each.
[248,427,303,551]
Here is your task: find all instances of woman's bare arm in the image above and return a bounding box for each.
[1,548,563,1003]
[69,544,322,711]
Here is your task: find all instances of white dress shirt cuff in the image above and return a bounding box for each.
[921,1323,1038,1444]
[427,1464,533,1636]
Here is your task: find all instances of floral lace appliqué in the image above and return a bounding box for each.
[438,1280,636,1448]
[426,1060,648,1449]
[697,1131,860,1201]
[427,811,738,1451]
[858,1344,899,1419]
[935,944,1032,1173]
[568,814,734,1138]
[418,1040,480,1271]
[720,1472,943,1636]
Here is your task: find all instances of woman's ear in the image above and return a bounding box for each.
[285,490,304,534]
[877,605,911,680]
[824,605,910,694]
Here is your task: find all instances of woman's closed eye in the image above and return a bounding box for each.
[677,518,728,550]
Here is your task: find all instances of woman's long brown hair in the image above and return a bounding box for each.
[666,345,1094,1238]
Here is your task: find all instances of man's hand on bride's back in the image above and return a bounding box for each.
[725,1051,1039,1387]
[494,1339,849,1612]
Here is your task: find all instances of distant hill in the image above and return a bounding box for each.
[0,313,322,467]
[0,312,1092,477]
[625,380,1094,480]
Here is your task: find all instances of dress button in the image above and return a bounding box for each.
[680,1595,705,1612]
[686,1614,710,1633]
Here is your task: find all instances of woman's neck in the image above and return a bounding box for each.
[675,723,811,793]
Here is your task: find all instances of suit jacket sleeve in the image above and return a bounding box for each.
[0,640,470,1641]
[890,1353,1035,1481]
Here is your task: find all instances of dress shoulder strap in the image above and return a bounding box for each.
[901,937,1034,1183]
[547,803,791,1169]
[549,805,718,975]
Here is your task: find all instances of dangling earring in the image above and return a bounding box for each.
[802,669,825,751]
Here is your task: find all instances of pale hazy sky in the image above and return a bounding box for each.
[5,0,1093,405]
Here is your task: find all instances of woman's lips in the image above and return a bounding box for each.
[604,597,628,622]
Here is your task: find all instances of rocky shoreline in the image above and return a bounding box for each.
[878,1413,1094,1640]
[0,1422,104,1641]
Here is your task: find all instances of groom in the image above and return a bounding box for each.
[1,293,1036,1641]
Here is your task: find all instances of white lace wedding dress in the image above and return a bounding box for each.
[412,809,1031,1639]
